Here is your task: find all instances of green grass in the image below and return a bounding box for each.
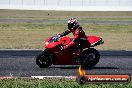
[0,22,132,50]
[0,78,132,88]
[0,9,132,21]
[0,10,132,50]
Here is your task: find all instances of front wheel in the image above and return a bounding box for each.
[36,49,54,68]
[81,48,100,69]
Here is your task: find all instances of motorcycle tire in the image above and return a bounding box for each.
[36,49,53,68]
[81,48,100,69]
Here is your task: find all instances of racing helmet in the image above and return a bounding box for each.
[68,18,78,29]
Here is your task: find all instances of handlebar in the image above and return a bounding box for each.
[52,35,61,42]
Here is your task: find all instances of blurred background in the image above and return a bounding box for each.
[0,0,132,50]
[0,0,132,11]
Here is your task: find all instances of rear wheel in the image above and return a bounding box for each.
[36,49,53,68]
[81,48,100,69]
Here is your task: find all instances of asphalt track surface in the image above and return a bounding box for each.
[0,18,132,24]
[0,50,132,77]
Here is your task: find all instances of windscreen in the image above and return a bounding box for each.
[48,35,59,42]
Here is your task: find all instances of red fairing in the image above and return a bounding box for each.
[43,37,52,48]
[59,37,71,45]
[87,36,102,46]
[42,35,103,65]
[45,42,61,49]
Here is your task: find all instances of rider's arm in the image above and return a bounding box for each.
[67,29,80,47]
[59,30,71,37]
[73,29,80,42]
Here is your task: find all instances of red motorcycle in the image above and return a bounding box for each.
[36,34,104,68]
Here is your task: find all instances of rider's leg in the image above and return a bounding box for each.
[74,40,89,56]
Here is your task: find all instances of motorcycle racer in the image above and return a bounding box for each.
[59,18,89,56]
[36,18,104,68]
